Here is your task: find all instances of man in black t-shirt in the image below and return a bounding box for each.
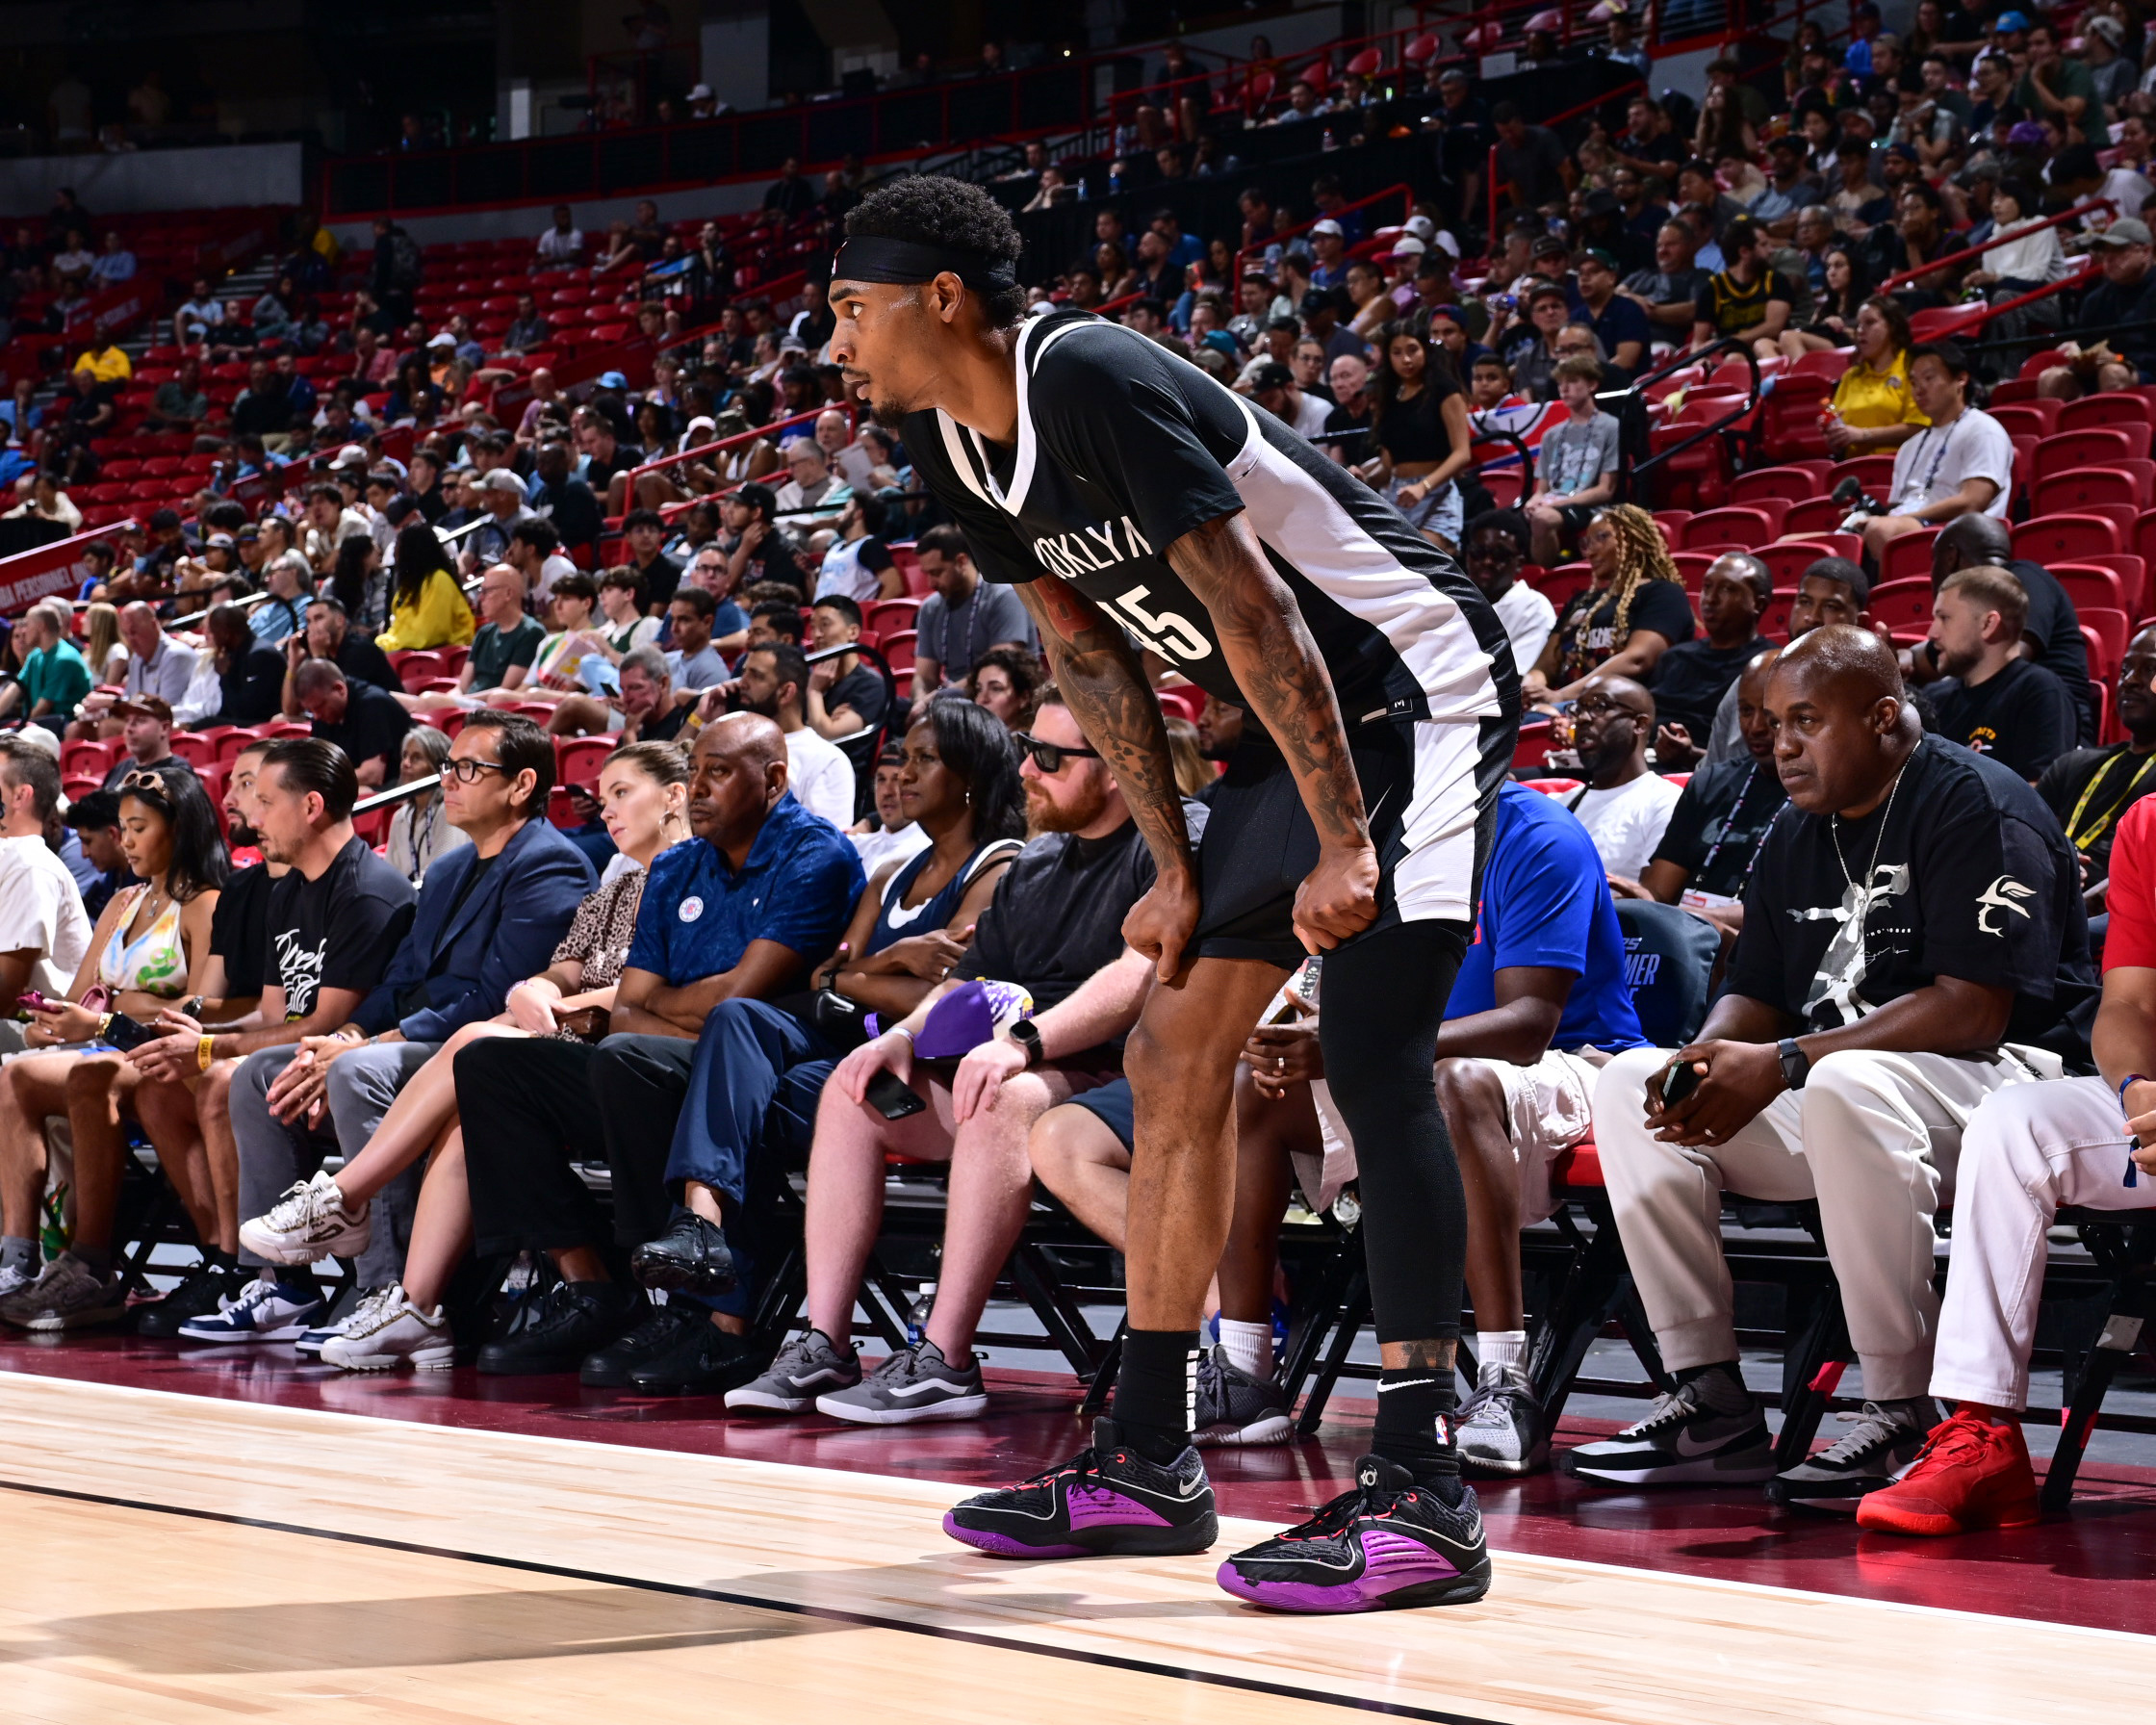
[1924,566,2080,783]
[1577,628,2093,1514]
[1622,648,1786,940]
[804,596,890,760]
[129,740,416,1336]
[1649,553,1774,754]
[294,659,412,790]
[1920,516,2094,744]
[2039,625,2156,890]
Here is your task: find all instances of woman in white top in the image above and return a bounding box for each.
[1964,181,2067,297]
[383,727,471,885]
[4,473,82,532]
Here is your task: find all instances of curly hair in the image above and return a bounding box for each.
[1597,503,1683,646]
[844,175,1028,329]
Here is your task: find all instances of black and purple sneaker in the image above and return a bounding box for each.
[943,1417,1219,1559]
[1216,1454,1492,1613]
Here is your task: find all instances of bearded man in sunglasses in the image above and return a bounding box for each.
[830,175,1517,1611]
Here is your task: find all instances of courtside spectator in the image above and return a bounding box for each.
[1925,567,2080,782]
[1527,504,1693,706]
[1649,553,1775,754]
[1462,511,1554,682]
[2039,627,2156,896]
[699,641,857,829]
[1861,342,2013,564]
[910,524,1035,701]
[294,660,411,791]
[1556,672,1683,877]
[0,737,90,1050]
[1577,629,2092,1511]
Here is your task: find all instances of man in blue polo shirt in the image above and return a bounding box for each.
[1028,778,1644,1457]
[450,712,863,1386]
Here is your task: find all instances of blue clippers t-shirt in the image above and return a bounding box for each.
[627,794,865,985]
[1446,780,1645,1052]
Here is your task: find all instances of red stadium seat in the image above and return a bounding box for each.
[1866,578,1936,636]
[1880,528,1938,586]
[2034,428,2140,484]
[2014,513,2124,564]
[215,728,265,763]
[2085,609,2130,682]
[2051,562,2127,614]
[1757,540,1845,588]
[555,735,614,789]
[880,630,916,675]
[1523,778,1584,797]
[2035,464,2156,517]
[395,650,449,692]
[1731,464,1830,507]
[2060,393,2154,440]
[1781,496,1851,537]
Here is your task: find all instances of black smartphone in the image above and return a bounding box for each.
[865,1068,927,1120]
[1660,1060,1704,1108]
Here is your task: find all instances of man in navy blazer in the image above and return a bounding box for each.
[225,713,595,1323]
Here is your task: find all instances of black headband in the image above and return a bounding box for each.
[832,235,1017,294]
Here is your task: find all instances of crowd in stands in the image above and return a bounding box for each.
[10,2,2156,1546]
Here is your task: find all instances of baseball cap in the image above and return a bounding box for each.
[1249,361,1296,391]
[331,443,370,468]
[1995,10,2031,30]
[2007,120,2049,145]
[1526,281,1572,304]
[911,979,1035,1060]
[688,83,714,100]
[205,532,236,550]
[1531,236,1572,259]
[2087,15,2125,45]
[1389,235,1428,259]
[1580,247,1620,270]
[1581,188,1622,217]
[480,469,528,494]
[111,695,173,724]
[597,370,629,389]
[1402,215,1436,241]
[426,331,455,348]
[2093,219,2154,248]
[1310,218,1345,238]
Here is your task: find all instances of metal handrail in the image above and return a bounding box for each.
[1622,336,1764,495]
[353,772,439,815]
[1876,198,2116,296]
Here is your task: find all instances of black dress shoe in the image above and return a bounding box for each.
[579,1300,706,1387]
[629,1209,736,1295]
[133,1262,241,1339]
[476,1280,639,1375]
[627,1315,764,1396]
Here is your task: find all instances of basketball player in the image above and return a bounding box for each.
[827,177,1518,1614]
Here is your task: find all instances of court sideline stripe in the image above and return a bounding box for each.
[0,1475,1510,1725]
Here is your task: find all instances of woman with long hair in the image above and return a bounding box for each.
[329,530,389,637]
[384,725,470,884]
[1369,315,1475,553]
[375,520,475,652]
[1693,84,1758,163]
[0,764,227,1328]
[1524,502,1694,707]
[1094,241,1137,302]
[1780,245,1872,358]
[1824,295,1930,456]
[237,742,694,1370]
[810,698,1026,1028]
[81,600,122,684]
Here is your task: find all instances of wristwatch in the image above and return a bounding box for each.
[1009,1018,1045,1069]
[1777,1037,1811,1092]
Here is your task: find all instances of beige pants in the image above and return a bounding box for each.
[1592,1044,2048,1402]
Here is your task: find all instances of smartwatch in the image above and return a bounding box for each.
[1777,1037,1810,1092]
[1009,1018,1045,1069]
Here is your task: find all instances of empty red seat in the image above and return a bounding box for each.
[2034,428,2141,484]
[1990,402,2060,442]
[2084,608,2130,681]
[554,735,614,788]
[2015,513,2124,563]
[2035,463,2156,517]
[2051,563,2127,614]
[1782,496,1851,537]
[1680,505,1783,552]
[880,630,916,675]
[1880,528,1939,586]
[1866,578,1936,636]
[1731,464,1831,507]
[2060,392,2154,438]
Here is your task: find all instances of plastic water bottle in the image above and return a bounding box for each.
[906,1281,937,1348]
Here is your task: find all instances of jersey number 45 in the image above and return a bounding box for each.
[1096,584,1213,664]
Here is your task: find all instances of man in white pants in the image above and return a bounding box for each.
[1860,798,2156,1535]
[1571,628,2094,1511]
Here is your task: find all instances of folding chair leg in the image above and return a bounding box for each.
[1008,1240,1105,1377]
[2042,1220,2156,1512]
[1079,1323,1123,1419]
[1278,1221,1362,1406]
[1774,1281,1850,1472]
[1295,1266,1370,1439]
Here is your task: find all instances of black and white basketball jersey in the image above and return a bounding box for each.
[901,310,1520,739]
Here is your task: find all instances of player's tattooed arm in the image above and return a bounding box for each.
[1015,573,1194,886]
[1168,511,1377,951]
[1168,512,1369,857]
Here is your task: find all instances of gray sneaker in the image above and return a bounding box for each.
[724,1328,861,1413]
[1456,1359,1552,1476]
[1765,1400,1933,1514]
[0,1254,126,1332]
[815,1339,988,1424]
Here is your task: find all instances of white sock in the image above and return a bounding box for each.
[1218,1317,1274,1380]
[1477,1329,1527,1372]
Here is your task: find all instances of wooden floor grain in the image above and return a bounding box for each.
[0,1370,2142,1723]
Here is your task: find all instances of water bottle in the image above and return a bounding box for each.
[906,1281,937,1347]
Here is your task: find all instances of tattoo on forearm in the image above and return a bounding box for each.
[1018,576,1193,879]
[1168,515,1369,852]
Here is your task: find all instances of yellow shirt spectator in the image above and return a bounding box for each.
[1831,348,1929,433]
[376,568,476,653]
[72,345,132,384]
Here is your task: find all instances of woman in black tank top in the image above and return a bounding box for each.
[1369,315,1474,554]
[811,699,1029,1024]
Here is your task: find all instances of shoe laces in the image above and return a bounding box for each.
[345,1284,402,1333]
[1904,1408,1997,1476]
[1279,1474,1408,1542]
[1457,1366,1531,1430]
[1813,1402,1914,1466]
[867,1341,939,1385]
[1622,1375,1728,1438]
[264,1178,321,1230]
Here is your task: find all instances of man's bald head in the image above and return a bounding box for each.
[1735,646,1782,759]
[1766,626,1918,814]
[1932,513,2012,581]
[687,711,790,856]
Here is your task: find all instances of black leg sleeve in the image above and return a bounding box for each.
[454,1038,610,1256]
[1316,919,1472,1345]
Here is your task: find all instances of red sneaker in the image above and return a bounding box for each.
[1855,1408,2040,1537]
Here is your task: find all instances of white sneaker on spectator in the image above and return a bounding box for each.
[321,1285,451,1372]
[239,1171,372,1265]
[295,1284,379,1360]
[0,1262,34,1301]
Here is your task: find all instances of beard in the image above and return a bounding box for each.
[1025,768,1111,836]
[866,393,912,431]
[227,820,259,849]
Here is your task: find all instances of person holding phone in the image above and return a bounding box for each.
[1574,628,2094,1514]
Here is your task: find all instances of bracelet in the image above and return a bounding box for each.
[2120,1073,2150,1112]
[197,1034,216,1073]
[887,1025,914,1043]
[95,1012,113,1038]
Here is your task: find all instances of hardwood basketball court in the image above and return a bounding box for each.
[1,1369,2143,1723]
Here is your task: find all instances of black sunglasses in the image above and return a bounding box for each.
[1014,732,1101,775]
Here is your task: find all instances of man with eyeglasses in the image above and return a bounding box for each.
[1559,672,1683,879]
[216,714,593,1350]
[1463,509,1554,682]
